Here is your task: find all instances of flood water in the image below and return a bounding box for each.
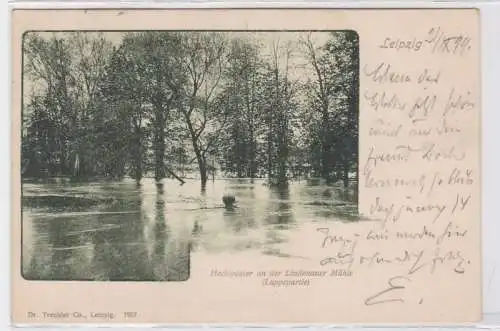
[21,178,357,281]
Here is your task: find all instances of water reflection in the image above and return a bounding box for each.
[151,182,169,280]
[90,187,151,281]
[23,215,93,280]
[47,217,87,280]
[222,179,257,232]
[22,178,356,281]
[149,182,190,281]
[265,185,294,226]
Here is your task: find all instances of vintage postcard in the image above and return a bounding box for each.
[11,8,481,324]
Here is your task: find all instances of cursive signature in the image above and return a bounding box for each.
[364,276,411,306]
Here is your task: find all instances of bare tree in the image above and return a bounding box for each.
[299,32,338,182]
[221,36,267,179]
[264,38,298,186]
[177,32,229,189]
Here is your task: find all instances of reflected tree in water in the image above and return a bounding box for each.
[90,187,152,281]
[265,185,295,226]
[23,212,100,280]
[150,182,169,280]
[46,219,87,280]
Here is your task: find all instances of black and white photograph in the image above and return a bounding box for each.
[20,30,359,281]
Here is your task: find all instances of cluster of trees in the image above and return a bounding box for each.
[21,31,358,189]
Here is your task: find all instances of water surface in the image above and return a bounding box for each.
[22,178,356,281]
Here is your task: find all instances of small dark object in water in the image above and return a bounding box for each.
[222,194,236,208]
[322,189,332,197]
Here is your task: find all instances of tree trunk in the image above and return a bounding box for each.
[200,161,208,189]
[321,112,331,181]
[249,137,256,178]
[194,147,208,189]
[184,109,208,189]
[165,166,185,185]
[267,127,273,179]
[277,160,287,187]
[237,156,244,178]
[132,126,143,184]
[343,161,349,188]
[60,143,67,176]
[153,107,166,182]
[277,133,287,186]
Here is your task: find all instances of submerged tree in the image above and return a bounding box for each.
[220,36,267,178]
[124,32,185,181]
[323,31,359,188]
[263,38,299,187]
[176,32,230,189]
[299,31,359,186]
[23,32,113,179]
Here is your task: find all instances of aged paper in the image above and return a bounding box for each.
[11,8,481,324]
